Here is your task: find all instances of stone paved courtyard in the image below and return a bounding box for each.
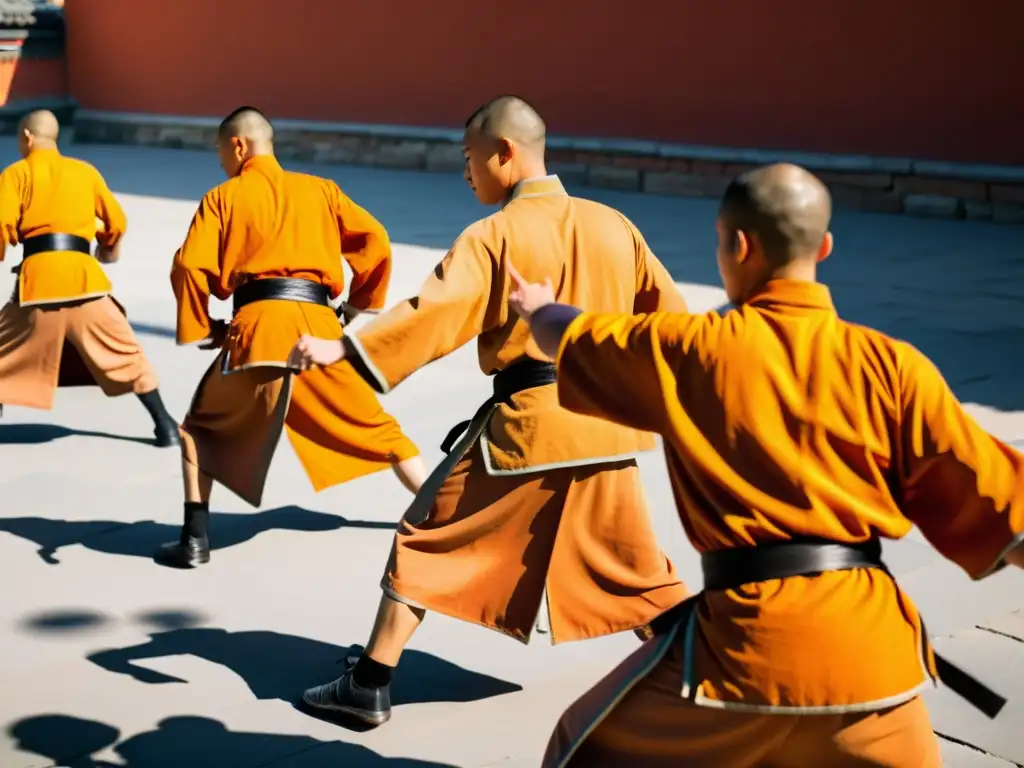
[0,138,1021,767]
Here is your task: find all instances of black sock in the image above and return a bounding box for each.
[184,501,209,539]
[352,654,394,688]
[138,389,173,426]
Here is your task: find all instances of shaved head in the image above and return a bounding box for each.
[465,95,546,151]
[719,163,832,265]
[19,110,59,142]
[218,106,274,144]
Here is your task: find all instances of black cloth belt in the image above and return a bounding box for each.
[439,359,557,454]
[232,277,333,315]
[682,538,1005,719]
[22,233,92,258]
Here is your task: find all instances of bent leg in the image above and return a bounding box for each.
[179,355,289,508]
[62,297,158,396]
[0,302,63,410]
[284,362,422,492]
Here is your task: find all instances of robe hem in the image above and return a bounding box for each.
[382,576,667,646]
[18,289,110,307]
[690,684,929,714]
[478,436,647,477]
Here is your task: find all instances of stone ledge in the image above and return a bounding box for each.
[0,96,76,134]
[72,110,1024,224]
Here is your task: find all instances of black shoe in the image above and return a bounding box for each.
[153,421,181,448]
[302,669,391,727]
[154,534,210,568]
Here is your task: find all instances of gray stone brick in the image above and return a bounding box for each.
[375,140,427,170]
[965,201,994,221]
[903,194,964,219]
[992,202,1024,225]
[425,142,464,172]
[587,165,640,191]
[643,171,724,198]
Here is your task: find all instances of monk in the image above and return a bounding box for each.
[509,163,1023,767]
[157,106,427,569]
[0,110,178,445]
[288,95,690,727]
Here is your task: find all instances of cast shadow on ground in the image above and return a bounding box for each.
[83,627,522,709]
[9,714,456,768]
[0,505,396,565]
[0,423,153,446]
[130,321,177,340]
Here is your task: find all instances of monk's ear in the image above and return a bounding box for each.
[497,138,514,165]
[816,232,834,263]
[21,128,33,146]
[734,230,751,264]
[231,136,246,158]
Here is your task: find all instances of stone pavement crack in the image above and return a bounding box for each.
[935,731,1023,767]
[976,625,1024,643]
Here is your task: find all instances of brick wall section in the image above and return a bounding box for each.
[72,112,1024,225]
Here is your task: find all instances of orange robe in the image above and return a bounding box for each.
[344,175,690,643]
[0,147,158,409]
[543,279,1024,767]
[171,154,418,507]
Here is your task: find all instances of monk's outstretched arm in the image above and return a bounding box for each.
[87,639,187,685]
[333,184,392,316]
[170,191,224,345]
[553,311,694,435]
[338,227,504,393]
[896,343,1024,578]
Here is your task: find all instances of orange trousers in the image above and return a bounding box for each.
[0,296,158,409]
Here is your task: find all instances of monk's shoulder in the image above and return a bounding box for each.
[202,175,242,210]
[0,157,29,182]
[455,212,505,254]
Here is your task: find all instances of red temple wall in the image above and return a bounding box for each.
[64,0,1024,165]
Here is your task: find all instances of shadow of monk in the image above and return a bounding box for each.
[9,713,457,767]
[0,505,396,564]
[86,627,522,707]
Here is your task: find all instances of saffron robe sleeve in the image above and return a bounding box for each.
[171,191,224,345]
[895,343,1024,579]
[555,311,691,435]
[92,167,128,249]
[0,164,25,260]
[334,183,392,313]
[347,224,507,393]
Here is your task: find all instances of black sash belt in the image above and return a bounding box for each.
[22,233,92,258]
[439,359,557,454]
[696,539,1006,718]
[232,277,332,315]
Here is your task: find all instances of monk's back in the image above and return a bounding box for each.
[213,157,343,291]
[8,151,104,240]
[481,192,648,370]
[681,286,915,550]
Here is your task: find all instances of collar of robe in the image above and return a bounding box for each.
[746,279,835,312]
[504,175,566,207]
[240,154,281,174]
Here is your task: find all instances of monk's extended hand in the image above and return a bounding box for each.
[289,335,345,371]
[507,261,555,320]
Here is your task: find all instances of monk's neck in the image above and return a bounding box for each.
[504,165,550,201]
